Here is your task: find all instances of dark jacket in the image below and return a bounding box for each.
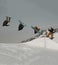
[18,23,24,31]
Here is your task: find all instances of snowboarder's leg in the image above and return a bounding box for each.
[47,32,54,39]
[50,33,54,39]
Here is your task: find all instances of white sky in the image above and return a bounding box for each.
[0,0,58,42]
[0,0,58,27]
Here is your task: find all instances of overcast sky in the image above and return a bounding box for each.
[0,0,58,42]
[0,0,58,27]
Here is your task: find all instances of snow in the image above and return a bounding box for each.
[53,33,58,43]
[0,33,58,65]
[23,35,58,50]
[0,43,58,65]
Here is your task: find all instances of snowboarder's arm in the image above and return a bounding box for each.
[31,26,35,29]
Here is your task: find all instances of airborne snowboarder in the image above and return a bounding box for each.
[3,16,11,26]
[31,26,40,34]
[34,26,40,34]
[46,27,55,39]
[31,26,44,37]
[18,20,26,31]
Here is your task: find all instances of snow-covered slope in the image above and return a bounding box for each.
[0,33,58,65]
[53,33,58,43]
[0,43,58,65]
[24,37,58,50]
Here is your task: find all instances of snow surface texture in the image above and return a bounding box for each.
[0,33,58,65]
[0,43,58,65]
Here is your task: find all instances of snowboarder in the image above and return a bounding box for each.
[31,26,40,34]
[31,25,44,38]
[46,27,55,39]
[18,20,26,31]
[3,16,11,26]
